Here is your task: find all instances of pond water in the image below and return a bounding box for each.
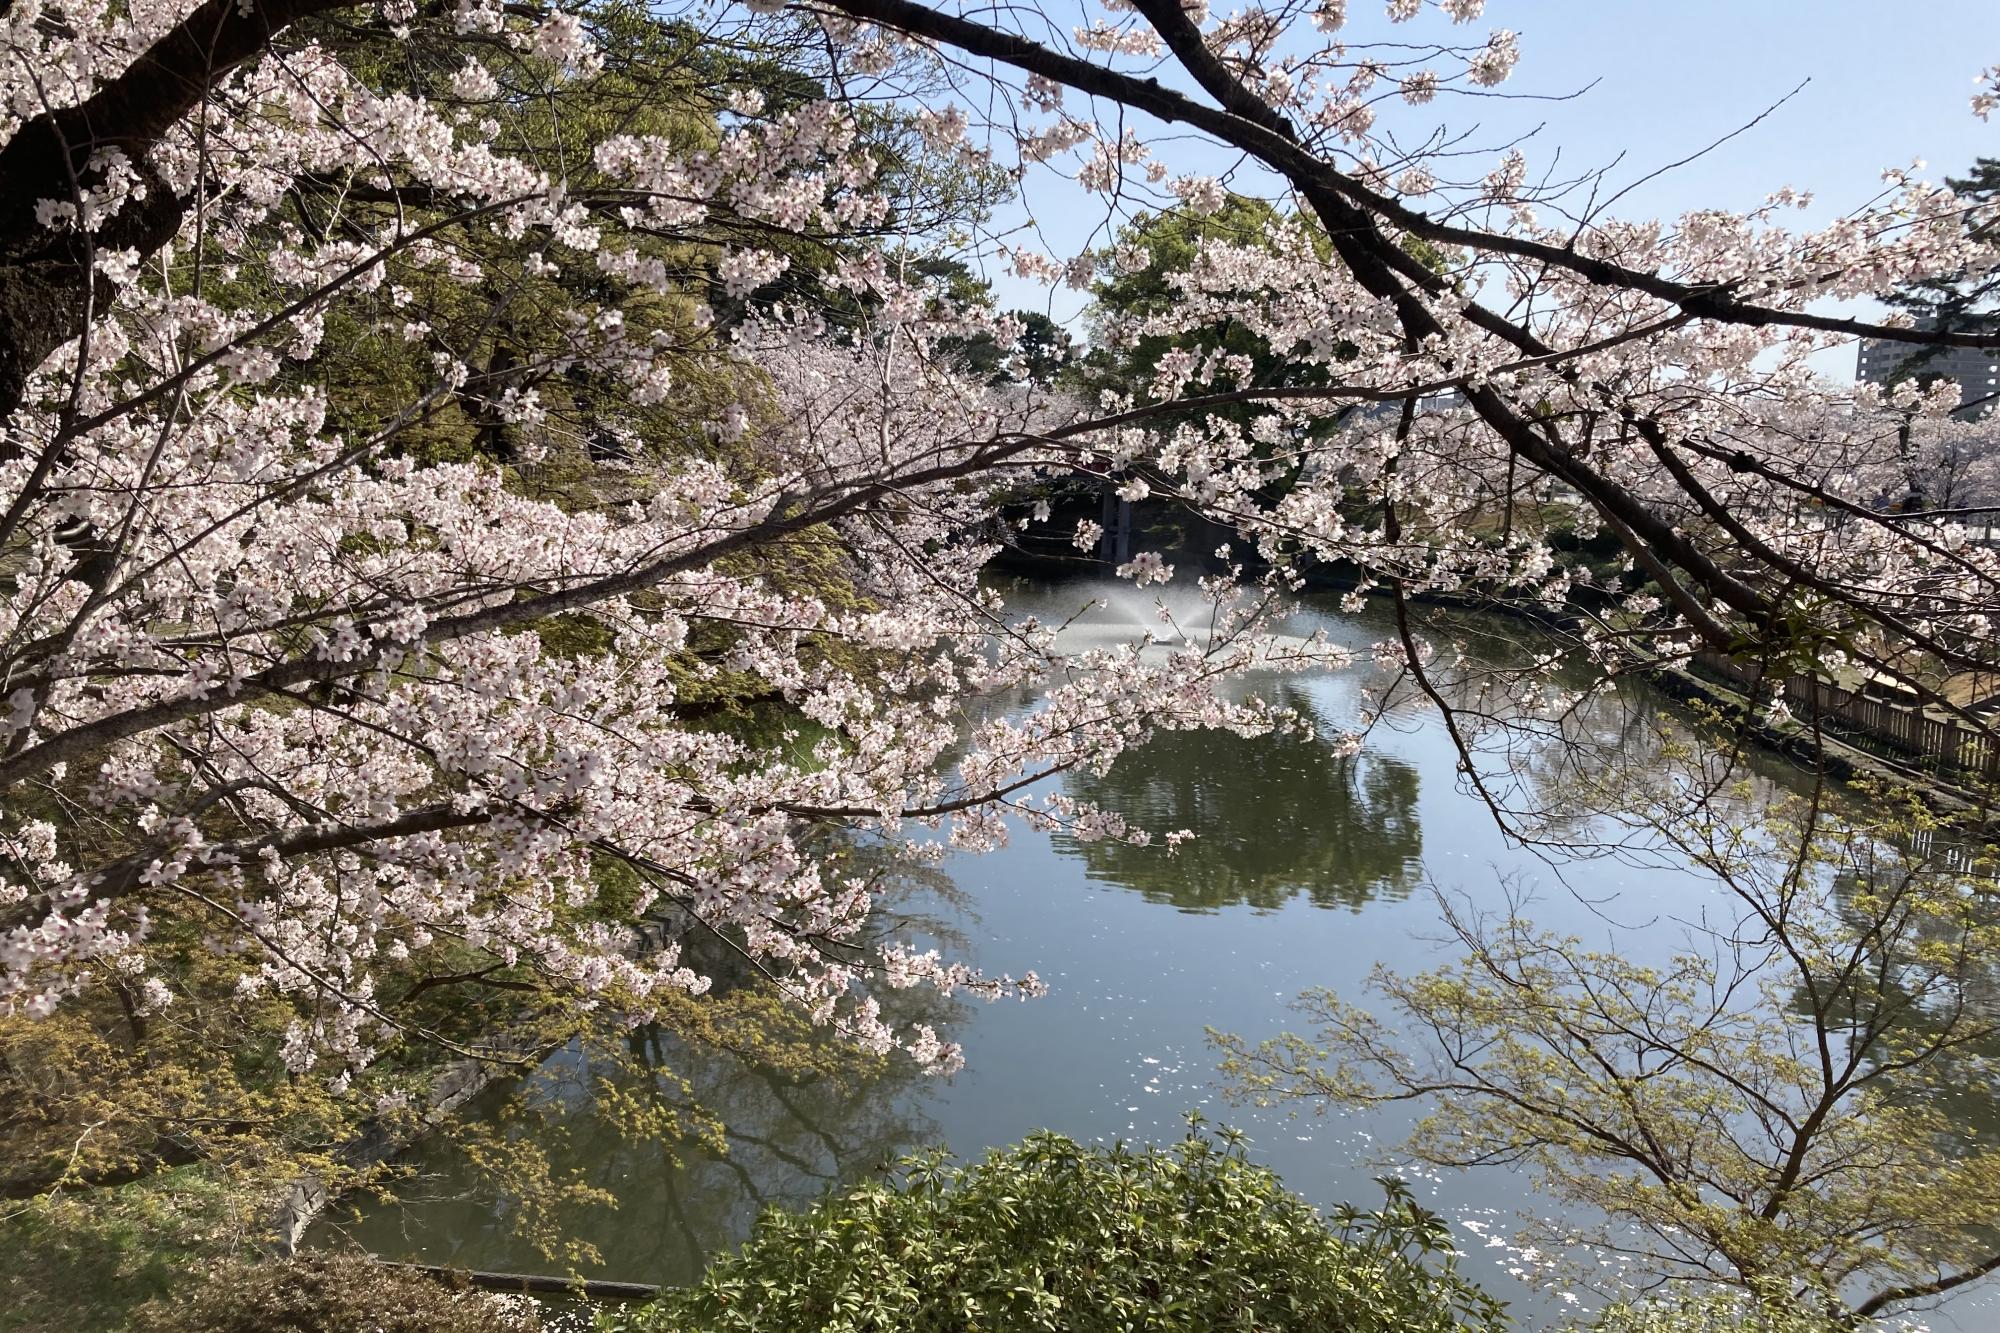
[315,579,2000,1329]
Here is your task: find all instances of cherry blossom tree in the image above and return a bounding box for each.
[3,0,1998,1154]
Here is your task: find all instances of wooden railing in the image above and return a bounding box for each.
[1688,650,2000,783]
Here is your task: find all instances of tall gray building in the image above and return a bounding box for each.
[1855,314,1999,417]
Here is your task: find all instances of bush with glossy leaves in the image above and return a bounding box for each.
[604,1122,1506,1333]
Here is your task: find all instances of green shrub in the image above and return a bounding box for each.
[126,1252,542,1333]
[605,1122,1507,1332]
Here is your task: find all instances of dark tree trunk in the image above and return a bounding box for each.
[0,0,347,425]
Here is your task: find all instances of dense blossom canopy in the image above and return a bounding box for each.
[1,0,1996,1099]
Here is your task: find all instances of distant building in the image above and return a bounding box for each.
[1345,387,1466,430]
[1855,314,2000,417]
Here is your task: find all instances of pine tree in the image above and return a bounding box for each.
[1881,157,2000,380]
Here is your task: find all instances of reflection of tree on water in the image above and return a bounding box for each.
[314,846,969,1288]
[552,1003,953,1285]
[1057,690,1422,913]
[1817,853,2000,1169]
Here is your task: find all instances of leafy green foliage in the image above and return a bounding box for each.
[603,1122,1507,1333]
[0,1167,248,1333]
[1076,196,1326,415]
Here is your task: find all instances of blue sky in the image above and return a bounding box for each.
[1462,1,1995,217]
[976,0,1998,381]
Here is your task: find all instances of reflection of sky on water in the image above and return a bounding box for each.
[320,579,2000,1330]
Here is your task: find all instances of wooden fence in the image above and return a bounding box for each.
[1688,649,2000,784]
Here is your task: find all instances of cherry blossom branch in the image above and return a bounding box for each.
[812,0,2000,351]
